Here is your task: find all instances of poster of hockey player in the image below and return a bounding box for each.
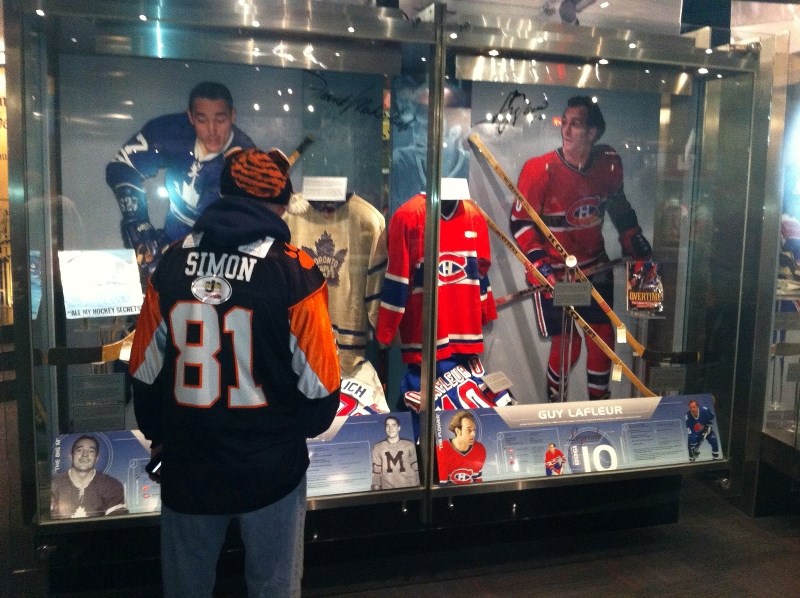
[468,83,659,403]
[50,430,159,519]
[307,412,419,497]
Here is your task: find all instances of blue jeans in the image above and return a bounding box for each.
[160,475,307,598]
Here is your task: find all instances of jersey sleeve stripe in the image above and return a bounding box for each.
[128,284,167,384]
[288,284,341,398]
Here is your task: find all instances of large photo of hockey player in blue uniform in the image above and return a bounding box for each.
[105,81,255,278]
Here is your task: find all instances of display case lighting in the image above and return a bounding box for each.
[139,14,147,22]
[35,9,44,17]
[488,49,499,57]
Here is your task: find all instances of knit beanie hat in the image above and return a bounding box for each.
[220,147,308,214]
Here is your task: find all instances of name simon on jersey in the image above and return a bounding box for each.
[185,251,256,282]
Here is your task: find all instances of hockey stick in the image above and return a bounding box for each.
[473,201,656,397]
[495,257,623,308]
[288,135,314,164]
[771,342,800,357]
[47,329,136,366]
[468,133,700,365]
[45,137,315,367]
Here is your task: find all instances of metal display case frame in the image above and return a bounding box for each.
[3,0,788,590]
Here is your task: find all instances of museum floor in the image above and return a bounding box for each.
[35,474,799,598]
[299,475,800,598]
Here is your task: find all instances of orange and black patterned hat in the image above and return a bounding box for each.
[220,146,293,205]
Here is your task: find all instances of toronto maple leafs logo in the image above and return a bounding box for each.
[175,160,203,209]
[303,231,347,286]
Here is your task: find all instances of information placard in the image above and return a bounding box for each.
[307,412,420,497]
[58,249,143,319]
[434,394,722,485]
[50,430,159,519]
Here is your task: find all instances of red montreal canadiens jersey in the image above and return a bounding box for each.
[437,439,487,485]
[512,145,628,266]
[544,447,566,475]
[376,194,496,364]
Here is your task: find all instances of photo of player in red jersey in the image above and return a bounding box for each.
[511,96,652,401]
[437,410,487,485]
[544,442,566,476]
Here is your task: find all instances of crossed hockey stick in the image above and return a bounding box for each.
[44,136,315,366]
[472,201,656,397]
[495,257,623,308]
[468,133,700,366]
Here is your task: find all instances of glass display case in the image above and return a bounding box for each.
[4,0,786,586]
[760,41,800,511]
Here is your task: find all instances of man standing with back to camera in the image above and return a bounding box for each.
[129,147,340,597]
[511,95,652,402]
[107,81,255,277]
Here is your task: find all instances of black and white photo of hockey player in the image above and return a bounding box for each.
[371,416,420,490]
[106,81,255,278]
[50,435,128,519]
[685,399,720,462]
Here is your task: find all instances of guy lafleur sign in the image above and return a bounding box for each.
[435,394,722,485]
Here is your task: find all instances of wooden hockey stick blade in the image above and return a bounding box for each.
[772,342,800,357]
[47,330,136,366]
[287,135,313,166]
[638,348,701,365]
[496,258,624,308]
[473,202,656,397]
[468,133,700,365]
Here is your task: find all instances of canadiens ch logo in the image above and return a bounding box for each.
[438,253,468,284]
[566,196,601,228]
[449,468,476,484]
[303,231,347,286]
[191,276,232,305]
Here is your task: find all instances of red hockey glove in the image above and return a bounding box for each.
[525,251,559,293]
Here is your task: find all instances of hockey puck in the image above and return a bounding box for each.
[565,255,578,268]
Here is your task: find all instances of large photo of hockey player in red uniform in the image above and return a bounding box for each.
[436,410,487,485]
[468,84,659,404]
[510,96,653,402]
